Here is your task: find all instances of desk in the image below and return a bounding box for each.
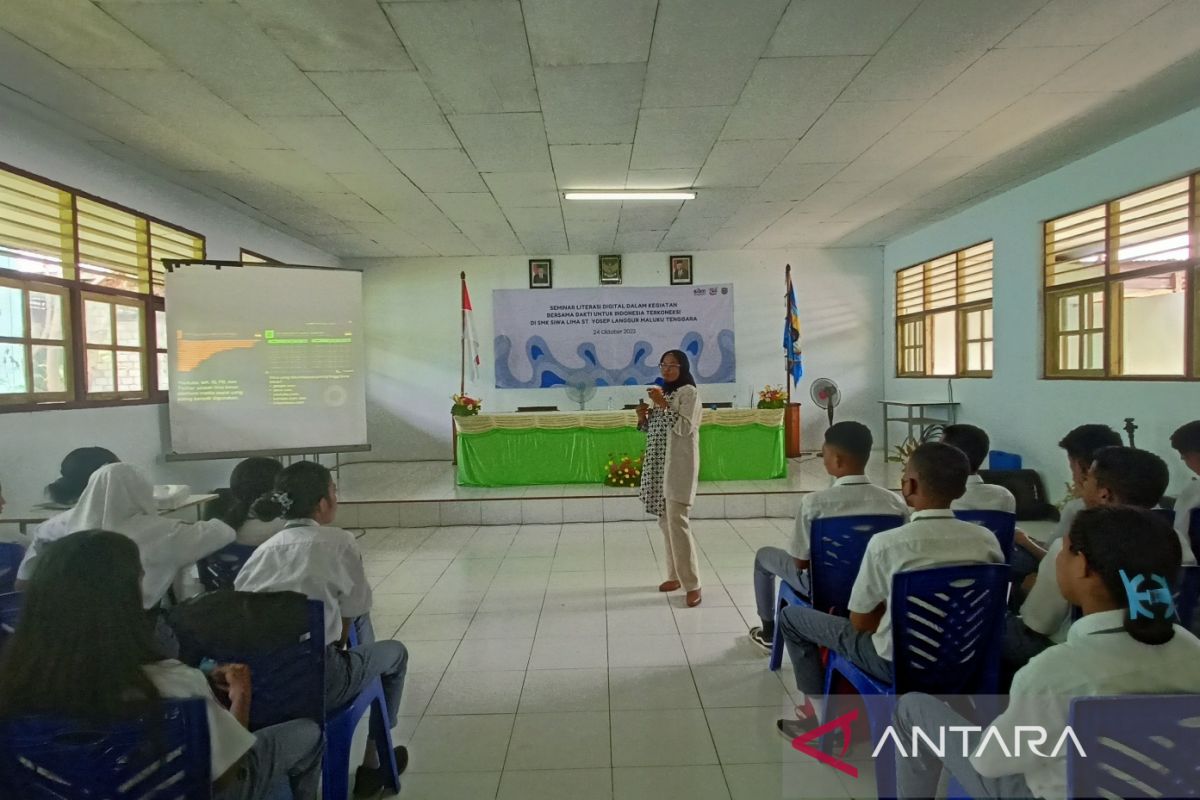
[879,401,960,456]
[455,409,785,487]
[6,493,218,535]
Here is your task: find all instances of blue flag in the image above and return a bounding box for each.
[784,268,803,387]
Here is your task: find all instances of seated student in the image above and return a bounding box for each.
[1169,420,1200,565]
[942,424,1016,513]
[776,443,1004,737]
[207,457,286,546]
[748,421,908,652]
[892,506,1200,800]
[234,461,409,797]
[0,529,323,800]
[15,447,120,586]
[1010,424,1122,585]
[1004,446,1169,674]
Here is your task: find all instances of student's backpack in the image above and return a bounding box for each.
[167,589,311,663]
[978,469,1057,521]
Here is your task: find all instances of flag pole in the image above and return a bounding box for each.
[460,271,467,396]
[784,264,792,404]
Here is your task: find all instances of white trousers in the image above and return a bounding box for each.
[658,501,701,591]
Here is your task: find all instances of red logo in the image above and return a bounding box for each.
[789,709,859,779]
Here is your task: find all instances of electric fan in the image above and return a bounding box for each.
[810,378,841,427]
[564,380,597,411]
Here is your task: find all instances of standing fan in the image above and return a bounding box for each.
[810,378,841,427]
[564,380,597,411]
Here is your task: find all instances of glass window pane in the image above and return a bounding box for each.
[32,344,66,393]
[1062,334,1080,370]
[115,304,141,347]
[0,342,27,393]
[983,341,993,372]
[929,310,956,375]
[983,308,993,339]
[0,250,64,279]
[157,351,168,391]
[1119,271,1186,376]
[1086,333,1103,371]
[116,350,142,392]
[29,290,64,341]
[1060,294,1080,332]
[0,285,24,338]
[155,309,166,348]
[87,348,114,393]
[1089,291,1104,327]
[85,300,112,345]
[966,342,982,372]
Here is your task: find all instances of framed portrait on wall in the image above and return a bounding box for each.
[529,258,552,289]
[669,255,693,285]
[599,254,622,285]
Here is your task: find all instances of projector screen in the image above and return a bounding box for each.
[165,263,368,459]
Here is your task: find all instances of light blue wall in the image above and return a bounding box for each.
[883,106,1200,501]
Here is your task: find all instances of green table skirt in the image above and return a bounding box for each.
[456,423,785,486]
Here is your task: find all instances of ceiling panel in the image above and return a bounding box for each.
[429,192,509,223]
[457,217,524,254]
[615,230,667,251]
[618,201,682,232]
[536,63,645,145]
[630,107,729,170]
[449,113,552,173]
[625,168,701,189]
[785,100,920,164]
[719,56,867,141]
[237,0,415,71]
[482,171,561,208]
[565,219,617,252]
[524,0,656,67]
[766,0,920,57]
[223,148,348,194]
[255,116,393,173]
[347,221,438,256]
[384,148,487,193]
[383,0,538,114]
[695,140,793,188]
[672,188,754,221]
[550,144,631,189]
[998,0,1168,48]
[834,129,963,184]
[0,0,168,69]
[753,161,844,203]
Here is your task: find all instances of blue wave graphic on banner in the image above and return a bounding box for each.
[495,330,736,388]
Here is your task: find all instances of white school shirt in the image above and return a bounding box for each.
[1018,537,1071,641]
[235,517,287,547]
[663,384,702,507]
[63,464,235,608]
[143,660,257,781]
[847,509,1005,661]
[15,509,71,581]
[234,519,372,646]
[951,474,1017,514]
[789,475,909,559]
[1172,477,1199,565]
[970,610,1200,799]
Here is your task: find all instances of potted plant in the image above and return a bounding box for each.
[604,453,643,488]
[756,385,787,409]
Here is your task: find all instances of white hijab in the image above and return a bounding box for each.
[65,463,159,534]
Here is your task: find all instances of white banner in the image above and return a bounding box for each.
[493,284,735,388]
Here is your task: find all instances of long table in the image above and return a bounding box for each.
[455,408,786,487]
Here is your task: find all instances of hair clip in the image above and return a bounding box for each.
[273,491,293,513]
[1119,569,1175,620]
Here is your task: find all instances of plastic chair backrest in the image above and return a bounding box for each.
[1175,565,1200,630]
[0,542,25,594]
[809,515,905,612]
[0,591,22,652]
[1067,695,1200,799]
[890,564,1010,694]
[170,592,325,730]
[951,510,1016,561]
[196,542,257,592]
[0,697,211,799]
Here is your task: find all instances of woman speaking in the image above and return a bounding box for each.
[637,349,703,607]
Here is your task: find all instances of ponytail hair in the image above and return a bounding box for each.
[219,457,283,529]
[1067,506,1182,645]
[251,460,332,521]
[46,447,119,506]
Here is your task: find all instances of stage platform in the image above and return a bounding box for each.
[334,455,905,529]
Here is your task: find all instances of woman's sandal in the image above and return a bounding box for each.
[686,589,702,607]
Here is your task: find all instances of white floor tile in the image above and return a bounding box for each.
[537,609,607,638]
[397,672,441,717]
[681,633,769,666]
[407,714,514,772]
[608,634,689,668]
[464,610,540,640]
[611,708,718,766]
[504,711,611,770]
[497,768,613,800]
[613,765,731,800]
[447,637,534,672]
[691,665,793,708]
[528,636,609,669]
[607,606,679,636]
[399,771,502,800]
[608,667,702,710]
[705,706,795,765]
[426,669,526,715]
[518,667,610,713]
[396,613,473,642]
[404,640,461,675]
[671,606,752,635]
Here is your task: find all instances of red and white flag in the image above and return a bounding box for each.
[462,277,481,382]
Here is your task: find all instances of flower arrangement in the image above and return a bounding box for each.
[604,453,643,488]
[756,385,787,409]
[886,424,946,463]
[451,393,482,416]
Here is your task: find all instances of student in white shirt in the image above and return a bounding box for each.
[893,505,1200,800]
[1010,424,1122,592]
[234,461,409,797]
[207,457,286,547]
[942,424,1017,514]
[776,443,1004,738]
[15,446,120,587]
[0,529,322,799]
[1169,420,1200,567]
[1003,446,1170,677]
[748,421,907,652]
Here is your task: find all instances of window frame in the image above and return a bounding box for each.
[894,241,995,379]
[0,275,73,403]
[1042,172,1199,381]
[0,161,204,412]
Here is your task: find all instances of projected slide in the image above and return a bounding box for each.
[165,264,367,457]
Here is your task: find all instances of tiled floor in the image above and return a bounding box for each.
[358,517,877,800]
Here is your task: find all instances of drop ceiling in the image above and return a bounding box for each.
[1,0,1200,258]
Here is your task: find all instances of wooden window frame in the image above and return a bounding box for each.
[1043,173,1199,381]
[0,161,204,412]
[894,241,995,378]
[0,276,73,404]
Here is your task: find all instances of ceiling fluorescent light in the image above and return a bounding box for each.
[563,190,697,201]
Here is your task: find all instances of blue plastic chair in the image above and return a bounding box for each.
[1175,564,1199,630]
[197,542,257,591]
[0,542,25,594]
[952,510,1016,562]
[0,697,211,798]
[1068,695,1200,799]
[0,591,22,652]
[1190,508,1200,569]
[768,514,905,672]
[822,564,1010,797]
